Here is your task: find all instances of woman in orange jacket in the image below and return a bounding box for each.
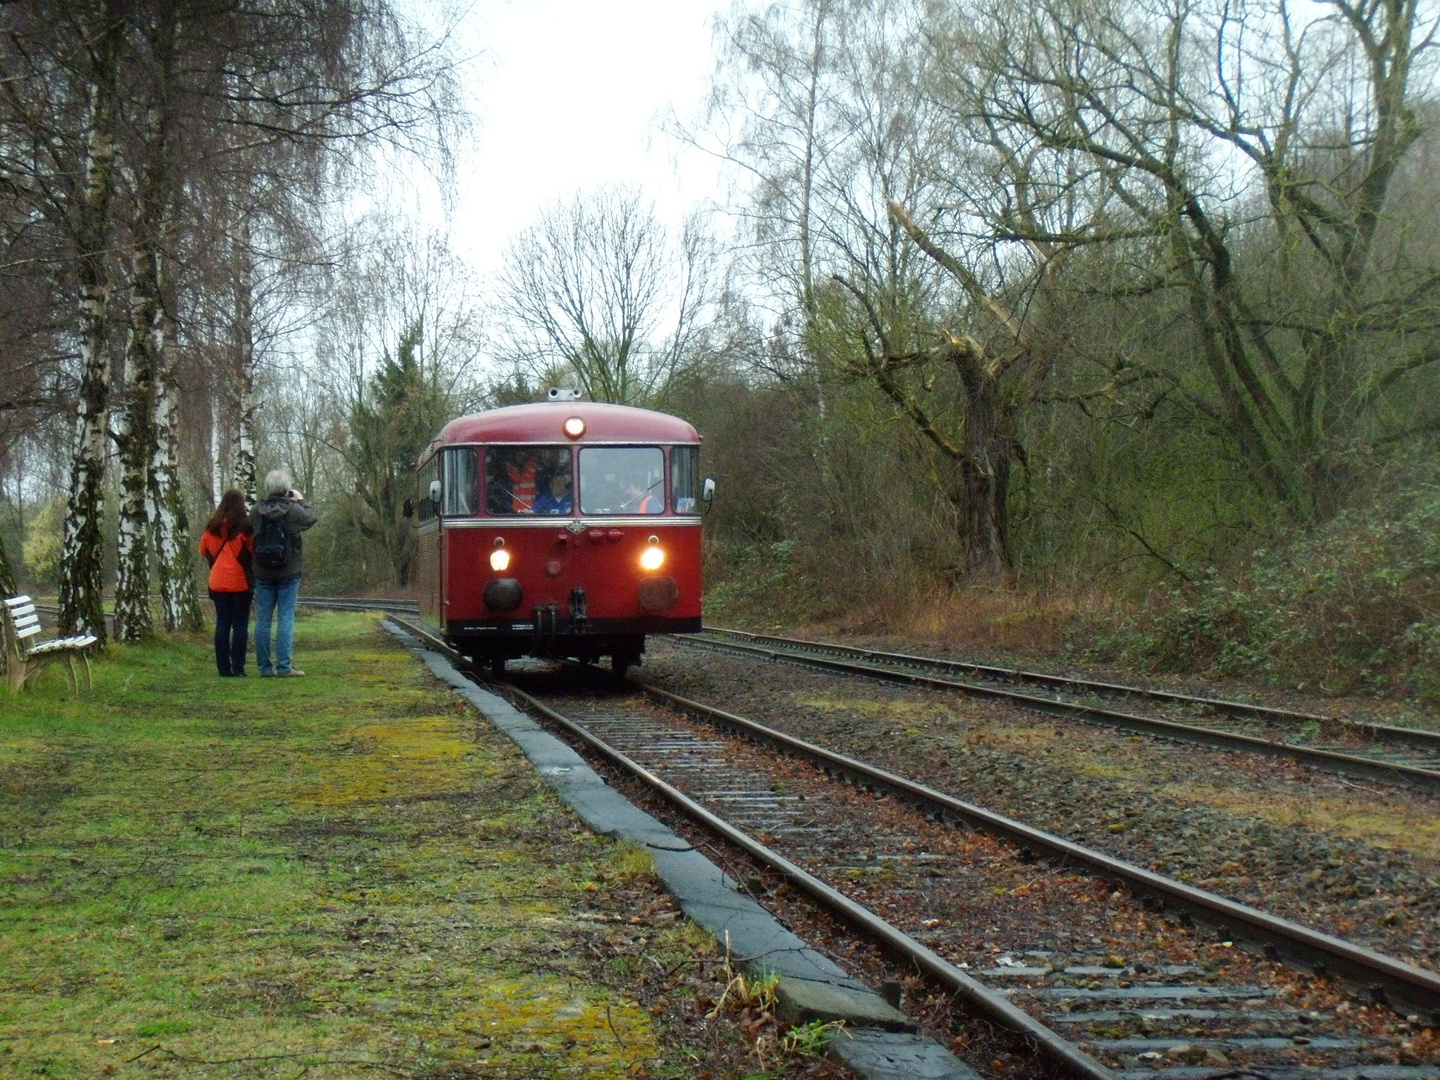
[200,489,255,677]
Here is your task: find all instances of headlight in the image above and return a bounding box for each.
[639,546,665,571]
[489,548,511,572]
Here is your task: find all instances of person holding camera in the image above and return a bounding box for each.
[249,468,318,677]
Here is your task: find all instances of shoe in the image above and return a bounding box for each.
[281,669,305,677]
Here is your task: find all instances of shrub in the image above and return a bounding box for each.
[1090,468,1440,699]
[21,497,65,586]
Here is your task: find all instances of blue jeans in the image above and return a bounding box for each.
[254,577,301,675]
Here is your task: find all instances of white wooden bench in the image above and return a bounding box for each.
[3,595,98,695]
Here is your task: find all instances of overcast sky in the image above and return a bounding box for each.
[438,0,730,281]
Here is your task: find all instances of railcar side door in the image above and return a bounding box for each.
[415,454,442,628]
[439,446,481,633]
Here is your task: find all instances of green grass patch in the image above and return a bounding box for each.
[0,612,707,1078]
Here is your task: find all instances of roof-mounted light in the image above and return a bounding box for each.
[563,416,585,438]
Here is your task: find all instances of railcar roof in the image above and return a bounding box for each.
[430,401,700,453]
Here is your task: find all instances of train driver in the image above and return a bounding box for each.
[622,476,663,514]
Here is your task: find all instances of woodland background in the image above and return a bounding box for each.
[2,0,1438,700]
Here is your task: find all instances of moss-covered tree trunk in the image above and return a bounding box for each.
[0,532,16,597]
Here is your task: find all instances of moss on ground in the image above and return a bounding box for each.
[0,613,728,1078]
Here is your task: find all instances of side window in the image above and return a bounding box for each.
[442,448,478,515]
[417,456,439,522]
[671,446,700,514]
[578,446,665,515]
[484,446,573,515]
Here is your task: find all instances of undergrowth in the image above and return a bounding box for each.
[705,466,1440,705]
[1084,471,1440,699]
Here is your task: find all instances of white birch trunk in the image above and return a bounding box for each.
[112,233,157,643]
[58,27,123,644]
[113,88,166,643]
[232,221,257,503]
[211,398,227,506]
[151,303,202,632]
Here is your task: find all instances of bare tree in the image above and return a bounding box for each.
[307,221,485,586]
[494,187,715,405]
[932,0,1440,517]
[705,0,1061,576]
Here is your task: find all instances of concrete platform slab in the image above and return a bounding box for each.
[829,1030,985,1079]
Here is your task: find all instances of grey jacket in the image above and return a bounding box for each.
[249,495,318,582]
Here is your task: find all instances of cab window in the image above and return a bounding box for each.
[485,446,573,515]
[442,448,478,515]
[579,447,665,515]
[671,446,700,514]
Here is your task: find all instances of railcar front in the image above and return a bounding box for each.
[412,400,706,673]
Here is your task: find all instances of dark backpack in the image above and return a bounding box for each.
[253,514,294,571]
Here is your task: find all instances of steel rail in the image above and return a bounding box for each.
[631,677,1440,1022]
[382,615,1118,1080]
[700,627,1440,752]
[676,634,1440,791]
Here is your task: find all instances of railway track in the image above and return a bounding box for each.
[390,614,1440,1080]
[302,596,419,614]
[679,628,1440,792]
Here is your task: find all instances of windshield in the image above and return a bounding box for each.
[484,446,573,515]
[578,447,664,515]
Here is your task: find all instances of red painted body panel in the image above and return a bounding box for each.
[444,521,701,621]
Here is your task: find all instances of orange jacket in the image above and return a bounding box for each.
[507,459,538,512]
[200,529,254,593]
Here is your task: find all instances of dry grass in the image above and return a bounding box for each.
[799,581,1125,661]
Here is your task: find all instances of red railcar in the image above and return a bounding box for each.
[411,393,709,673]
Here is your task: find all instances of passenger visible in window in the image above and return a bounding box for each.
[505,452,540,513]
[533,470,573,515]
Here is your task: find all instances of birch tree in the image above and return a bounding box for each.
[0,0,133,643]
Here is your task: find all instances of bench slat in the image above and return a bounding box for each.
[9,603,36,620]
[27,637,95,655]
[15,624,44,639]
[13,613,40,630]
[4,594,33,609]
